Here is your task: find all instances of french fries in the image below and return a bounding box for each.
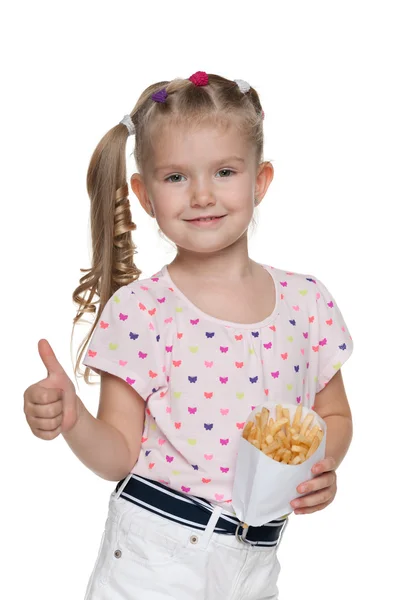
[242,404,323,465]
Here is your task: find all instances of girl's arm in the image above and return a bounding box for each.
[290,370,353,514]
[62,373,145,481]
[313,368,353,468]
[322,414,353,469]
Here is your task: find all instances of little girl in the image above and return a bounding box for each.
[24,71,354,599]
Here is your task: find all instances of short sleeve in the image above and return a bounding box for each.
[313,276,354,393]
[82,285,166,401]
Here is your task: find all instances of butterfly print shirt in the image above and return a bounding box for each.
[82,263,354,515]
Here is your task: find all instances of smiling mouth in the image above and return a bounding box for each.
[185,215,226,222]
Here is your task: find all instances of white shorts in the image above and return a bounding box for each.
[83,490,283,599]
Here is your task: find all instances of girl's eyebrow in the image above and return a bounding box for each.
[153,156,245,174]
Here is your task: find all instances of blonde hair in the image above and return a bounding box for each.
[72,73,266,385]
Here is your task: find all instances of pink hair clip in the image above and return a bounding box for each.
[188,71,209,86]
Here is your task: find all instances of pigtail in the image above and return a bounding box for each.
[71,120,141,385]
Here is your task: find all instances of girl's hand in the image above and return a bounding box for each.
[23,339,80,439]
[290,457,337,515]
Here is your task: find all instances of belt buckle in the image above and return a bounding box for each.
[235,517,289,546]
[235,521,254,545]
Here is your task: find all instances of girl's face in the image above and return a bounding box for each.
[131,121,273,255]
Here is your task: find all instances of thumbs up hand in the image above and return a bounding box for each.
[23,339,80,440]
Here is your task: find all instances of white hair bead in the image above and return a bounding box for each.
[234,79,251,94]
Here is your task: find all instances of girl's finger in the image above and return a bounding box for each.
[292,486,335,509]
[299,472,335,494]
[29,413,64,431]
[312,456,336,474]
[295,500,331,515]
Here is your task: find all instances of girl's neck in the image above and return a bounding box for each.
[170,244,260,283]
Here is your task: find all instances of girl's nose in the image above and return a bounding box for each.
[189,186,217,208]
[190,195,217,210]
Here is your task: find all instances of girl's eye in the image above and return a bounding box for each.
[165,174,185,183]
[216,169,235,177]
[165,169,235,183]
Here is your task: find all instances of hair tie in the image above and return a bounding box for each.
[234,79,251,94]
[152,87,168,103]
[188,71,209,86]
[119,114,135,135]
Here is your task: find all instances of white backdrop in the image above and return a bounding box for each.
[2,1,398,598]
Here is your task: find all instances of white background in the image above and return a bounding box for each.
[1,1,398,598]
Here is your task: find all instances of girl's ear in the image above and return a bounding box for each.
[255,161,274,204]
[130,173,154,217]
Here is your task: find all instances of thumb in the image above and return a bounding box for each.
[38,338,66,379]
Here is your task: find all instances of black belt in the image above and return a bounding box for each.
[115,474,288,546]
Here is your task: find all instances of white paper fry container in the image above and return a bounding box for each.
[232,402,327,526]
